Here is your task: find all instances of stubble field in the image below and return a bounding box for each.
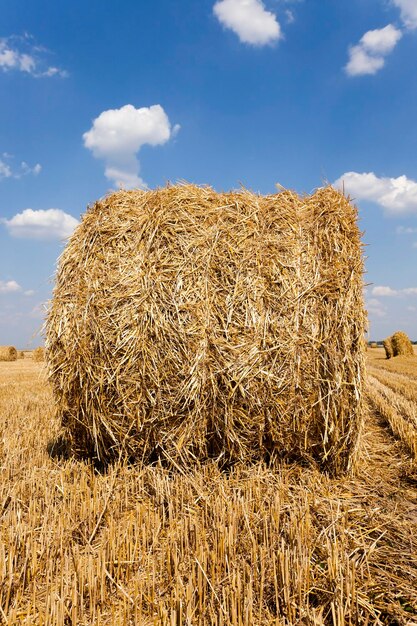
[0,348,417,625]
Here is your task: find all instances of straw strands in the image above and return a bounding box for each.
[383,331,414,359]
[367,375,417,458]
[0,346,18,362]
[383,338,394,360]
[391,331,415,357]
[46,184,366,474]
[368,365,417,404]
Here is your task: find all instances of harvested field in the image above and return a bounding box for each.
[0,353,417,625]
[367,346,417,379]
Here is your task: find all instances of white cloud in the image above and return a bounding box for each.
[0,36,67,78]
[24,290,35,297]
[0,160,12,179]
[333,171,417,214]
[372,285,417,297]
[413,241,417,249]
[213,0,282,46]
[372,286,398,297]
[396,225,417,234]
[392,0,417,29]
[345,48,384,76]
[0,155,42,180]
[360,25,403,55]
[20,162,42,176]
[0,280,21,294]
[366,298,386,318]
[368,298,382,306]
[345,24,402,76]
[2,208,79,240]
[83,104,179,189]
[285,9,295,24]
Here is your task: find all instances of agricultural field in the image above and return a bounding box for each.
[0,348,417,625]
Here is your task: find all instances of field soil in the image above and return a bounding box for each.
[0,348,417,625]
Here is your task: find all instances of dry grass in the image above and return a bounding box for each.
[46,184,365,475]
[368,364,417,404]
[367,346,417,379]
[1,358,417,624]
[366,375,417,457]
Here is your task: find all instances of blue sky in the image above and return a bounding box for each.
[1,0,417,346]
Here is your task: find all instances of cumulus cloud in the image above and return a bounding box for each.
[21,162,42,176]
[0,280,21,294]
[333,171,417,214]
[371,285,417,297]
[83,104,179,189]
[0,154,41,180]
[0,35,67,78]
[0,160,12,179]
[366,297,386,318]
[285,9,295,24]
[2,209,79,240]
[372,286,398,297]
[392,0,417,29]
[345,24,402,76]
[213,0,282,46]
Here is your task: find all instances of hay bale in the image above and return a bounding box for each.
[18,351,25,359]
[0,346,18,362]
[391,331,414,357]
[46,184,366,474]
[32,347,45,362]
[369,342,378,349]
[382,337,393,359]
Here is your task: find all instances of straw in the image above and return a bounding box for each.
[46,184,366,475]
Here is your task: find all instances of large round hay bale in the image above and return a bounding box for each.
[382,337,393,359]
[0,346,18,362]
[32,347,45,362]
[391,331,414,357]
[46,184,366,474]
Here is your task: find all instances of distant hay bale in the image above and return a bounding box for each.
[369,342,378,349]
[46,184,366,475]
[382,338,394,359]
[32,347,45,362]
[391,331,414,357]
[18,351,25,359]
[0,346,18,362]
